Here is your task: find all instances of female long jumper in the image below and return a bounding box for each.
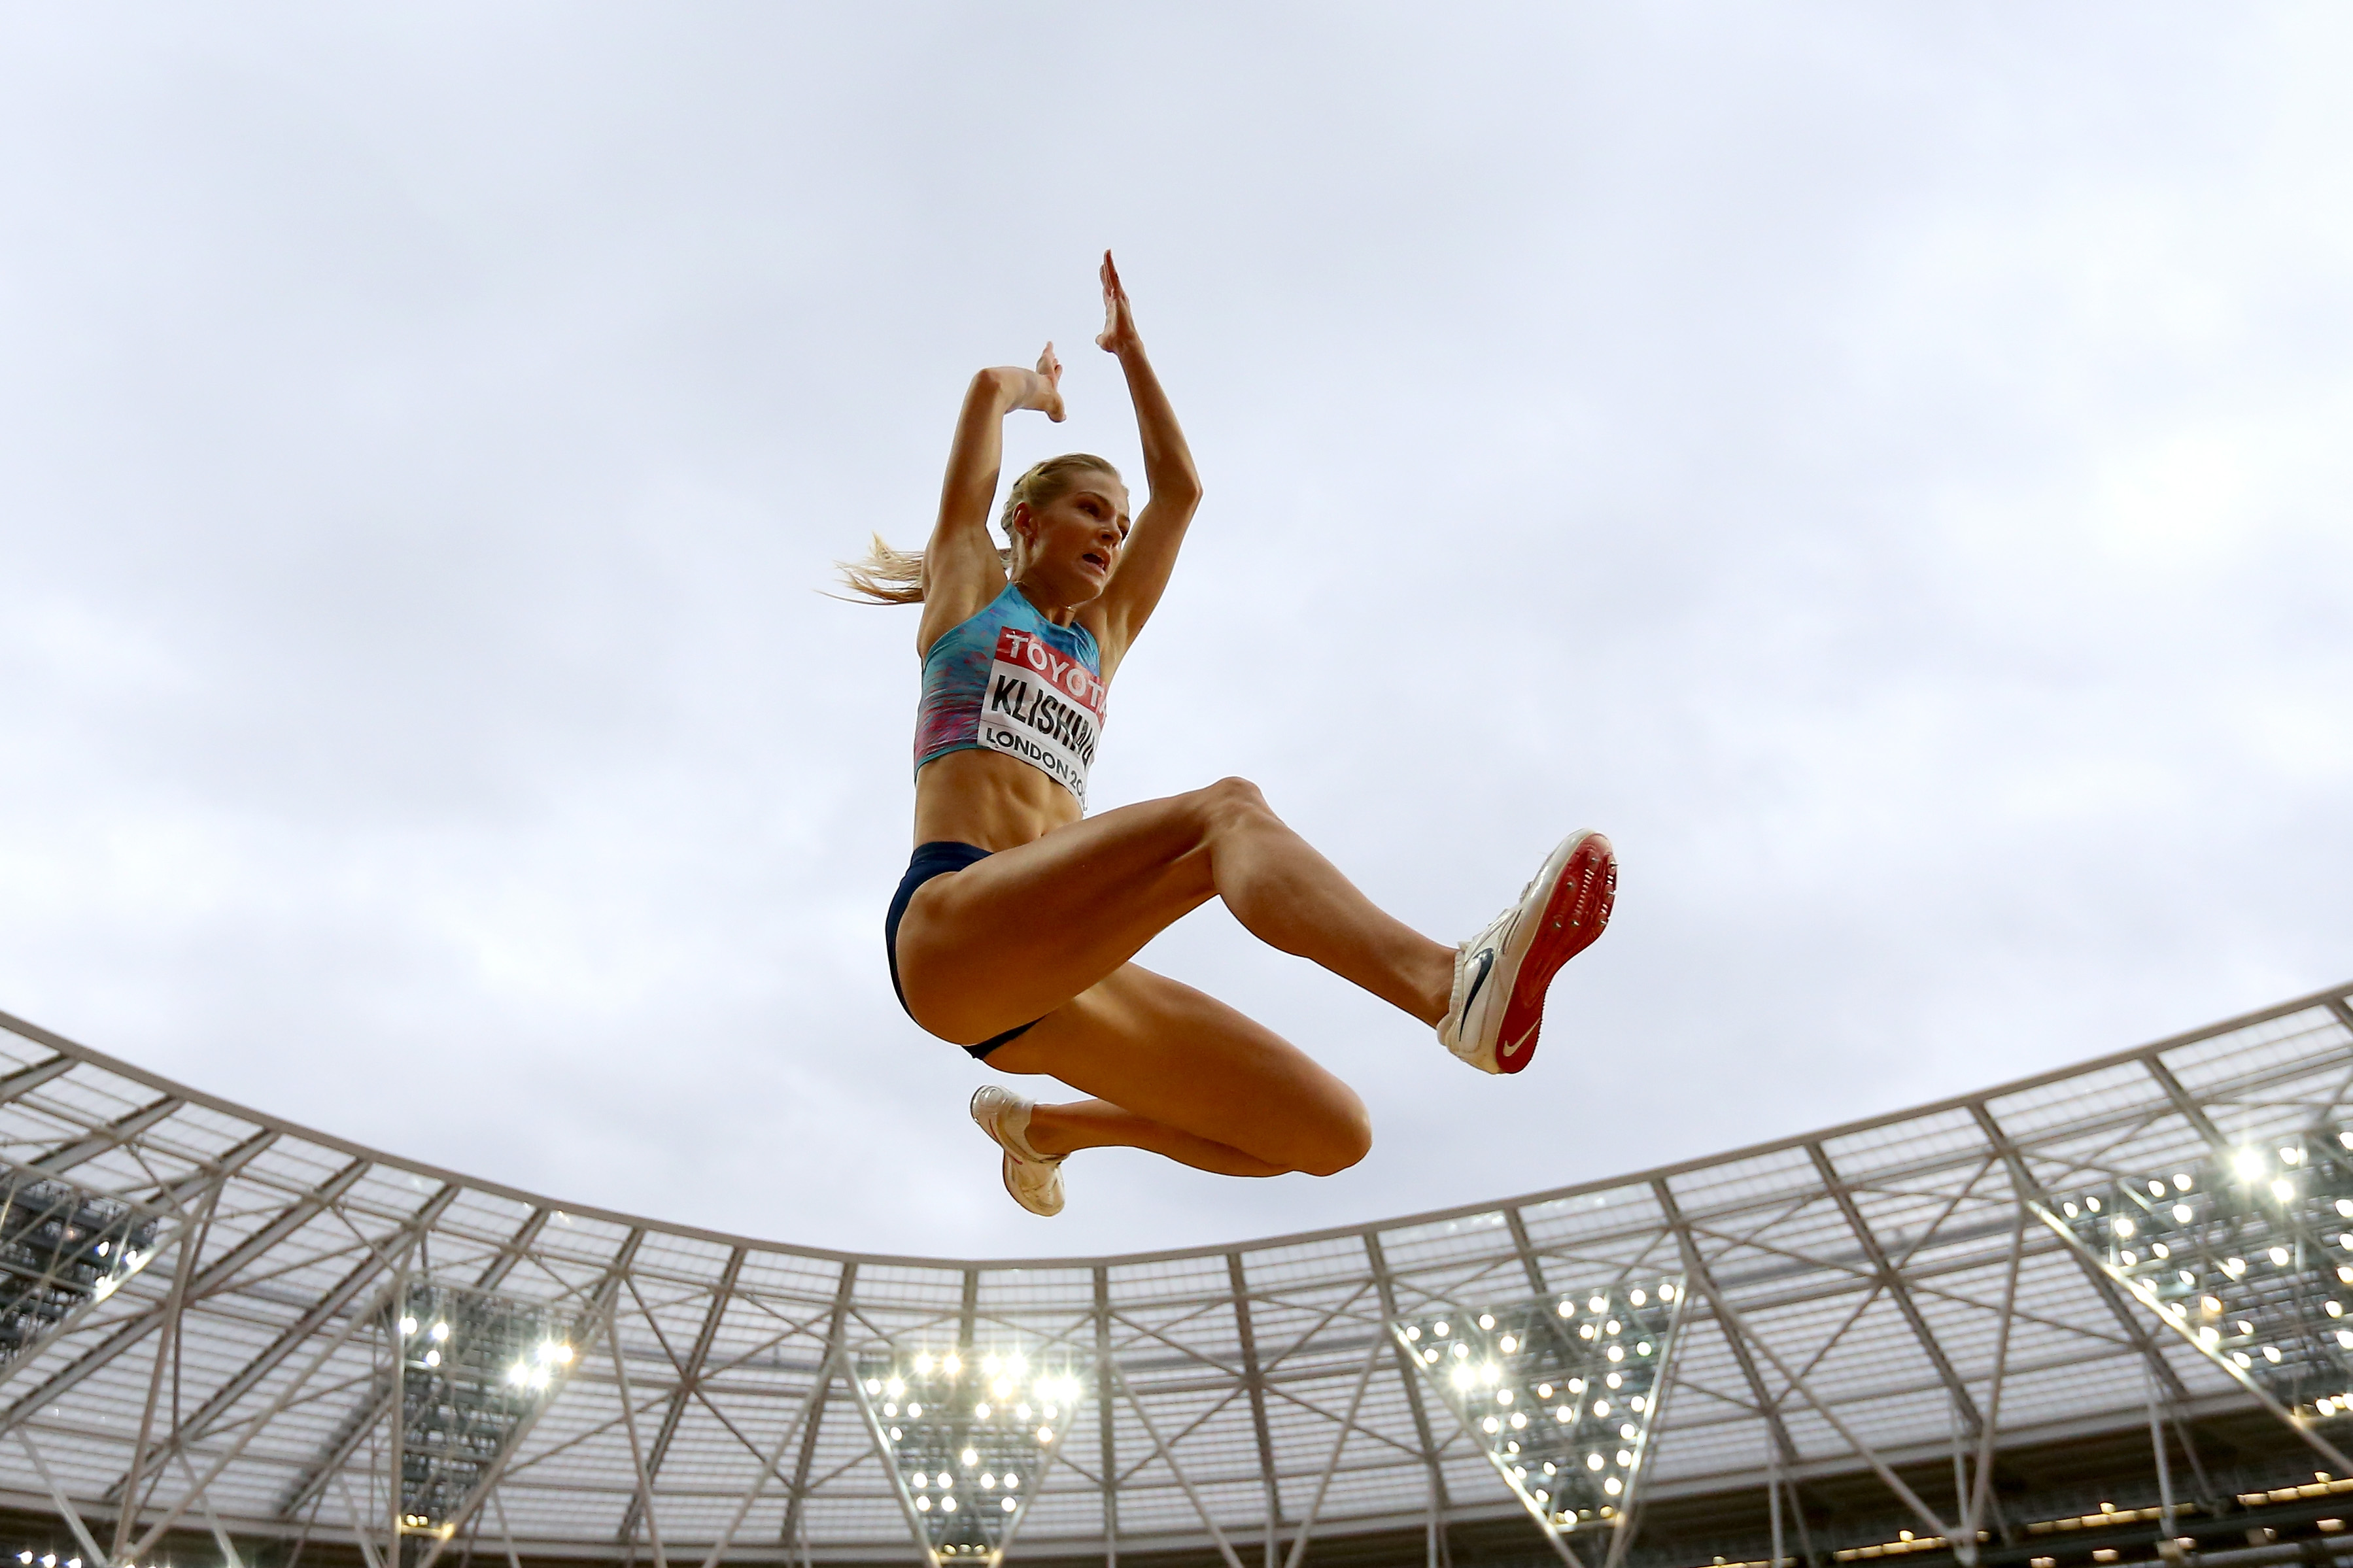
[845,255,1616,1215]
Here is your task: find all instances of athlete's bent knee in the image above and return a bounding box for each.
[1190,775,1276,834]
[1292,1099,1374,1178]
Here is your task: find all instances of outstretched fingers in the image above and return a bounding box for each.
[1097,250,1137,353]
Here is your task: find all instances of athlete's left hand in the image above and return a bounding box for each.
[1095,250,1142,357]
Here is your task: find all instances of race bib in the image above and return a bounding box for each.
[977,627,1108,804]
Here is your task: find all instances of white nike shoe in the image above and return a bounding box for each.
[969,1085,1067,1216]
[1438,830,1617,1074]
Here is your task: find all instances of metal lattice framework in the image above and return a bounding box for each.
[5,982,2353,1568]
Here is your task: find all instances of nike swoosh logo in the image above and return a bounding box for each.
[1501,1026,1534,1059]
[1460,949,1496,1036]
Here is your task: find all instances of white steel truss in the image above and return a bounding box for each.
[1,983,2351,1566]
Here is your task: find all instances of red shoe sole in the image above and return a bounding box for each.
[1492,835,1618,1074]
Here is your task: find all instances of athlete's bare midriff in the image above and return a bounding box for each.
[913,747,1084,853]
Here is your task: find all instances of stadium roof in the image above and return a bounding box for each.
[4,981,2352,1568]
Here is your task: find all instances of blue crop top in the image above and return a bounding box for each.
[914,583,1107,804]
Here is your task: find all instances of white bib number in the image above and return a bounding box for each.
[977,626,1108,804]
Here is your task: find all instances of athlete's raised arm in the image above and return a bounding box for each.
[1082,252,1201,675]
[915,345,1067,658]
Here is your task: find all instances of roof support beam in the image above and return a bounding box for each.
[124,1199,443,1555]
[1228,1251,1284,1568]
[609,1293,668,1568]
[273,1205,624,1523]
[1659,1174,1953,1541]
[0,1053,77,1106]
[0,1145,351,1422]
[107,1182,462,1503]
[171,1447,252,1568]
[1503,1206,1551,1298]
[1967,1102,2198,1409]
[1279,1331,1384,1568]
[179,1276,392,1525]
[695,1334,844,1568]
[1503,1207,1587,1372]
[152,1127,279,1218]
[1108,1359,1248,1568]
[778,1261,859,1552]
[1806,1142,1985,1432]
[1096,1266,1120,1568]
[334,1471,388,1568]
[16,1428,109,1567]
[2142,1059,2229,1151]
[473,1206,552,1292]
[114,1177,225,1559]
[1650,1180,1805,1472]
[30,1093,185,1178]
[1364,1233,1453,1518]
[1958,1206,2028,1557]
[408,1228,648,1568]
[619,1245,746,1544]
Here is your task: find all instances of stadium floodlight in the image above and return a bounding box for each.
[0,1165,163,1372]
[1396,1276,1686,1565]
[389,1282,579,1539]
[2034,1128,2353,1456]
[850,1338,1092,1568]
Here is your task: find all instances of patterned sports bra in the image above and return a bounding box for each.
[913,583,1108,805]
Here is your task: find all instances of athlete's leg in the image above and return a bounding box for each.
[897,777,1452,1044]
[981,962,1373,1178]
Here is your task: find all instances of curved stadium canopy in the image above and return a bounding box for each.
[4,983,2353,1568]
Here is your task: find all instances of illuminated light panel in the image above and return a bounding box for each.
[1395,1278,1684,1541]
[854,1340,1091,1567]
[2042,1129,2353,1421]
[0,1170,163,1370]
[388,1281,579,1535]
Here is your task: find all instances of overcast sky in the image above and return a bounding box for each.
[2,4,2348,1259]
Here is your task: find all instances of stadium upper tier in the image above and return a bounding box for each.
[5,984,2353,1568]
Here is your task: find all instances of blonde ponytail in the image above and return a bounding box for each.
[832,534,933,606]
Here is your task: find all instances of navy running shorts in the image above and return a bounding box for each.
[885,840,1040,1061]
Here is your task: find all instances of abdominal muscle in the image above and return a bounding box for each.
[913,748,1083,853]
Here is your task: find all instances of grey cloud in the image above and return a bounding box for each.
[0,3,2346,1256]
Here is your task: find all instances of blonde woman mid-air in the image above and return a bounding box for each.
[842,254,1617,1216]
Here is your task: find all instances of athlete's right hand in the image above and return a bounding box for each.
[1005,342,1065,422]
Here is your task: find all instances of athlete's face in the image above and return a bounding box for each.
[1015,472,1131,605]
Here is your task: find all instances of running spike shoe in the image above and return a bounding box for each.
[970,1085,1067,1216]
[1438,830,1617,1074]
